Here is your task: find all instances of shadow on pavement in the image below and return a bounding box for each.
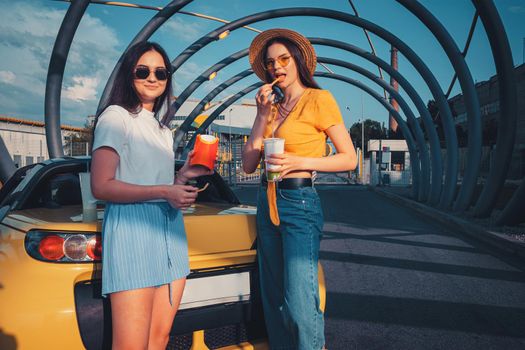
[325,291,525,338]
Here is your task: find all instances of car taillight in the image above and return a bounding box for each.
[87,235,102,260]
[39,235,65,260]
[64,235,88,260]
[25,230,102,263]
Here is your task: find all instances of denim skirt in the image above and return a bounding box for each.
[101,202,190,297]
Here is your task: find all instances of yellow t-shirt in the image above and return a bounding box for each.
[263,88,344,158]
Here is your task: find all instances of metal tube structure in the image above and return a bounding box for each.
[309,38,442,204]
[44,0,90,158]
[42,3,516,219]
[171,49,249,147]
[497,179,525,226]
[171,48,249,112]
[0,136,16,183]
[182,70,253,155]
[315,72,420,197]
[168,8,458,207]
[397,0,482,212]
[318,57,428,200]
[197,82,264,153]
[472,0,518,218]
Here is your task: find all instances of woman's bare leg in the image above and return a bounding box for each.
[110,287,155,350]
[148,278,186,350]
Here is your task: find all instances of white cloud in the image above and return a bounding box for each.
[0,71,16,84]
[63,76,100,102]
[162,17,208,42]
[0,0,121,125]
[508,5,525,13]
[173,61,205,95]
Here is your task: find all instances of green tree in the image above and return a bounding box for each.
[64,117,94,156]
[349,119,387,154]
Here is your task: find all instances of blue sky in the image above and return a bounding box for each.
[0,0,524,128]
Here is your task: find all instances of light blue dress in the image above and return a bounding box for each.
[101,201,189,297]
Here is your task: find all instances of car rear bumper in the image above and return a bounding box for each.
[74,266,267,350]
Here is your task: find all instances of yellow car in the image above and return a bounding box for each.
[0,157,325,350]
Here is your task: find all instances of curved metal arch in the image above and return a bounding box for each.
[203,82,264,137]
[397,0,481,212]
[313,72,420,196]
[497,179,525,225]
[309,37,442,204]
[317,57,427,200]
[172,48,249,113]
[167,7,458,207]
[44,0,90,158]
[180,69,254,153]
[472,1,518,218]
[185,69,253,126]
[172,48,249,148]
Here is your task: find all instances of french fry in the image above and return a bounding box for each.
[270,77,283,86]
[196,183,209,193]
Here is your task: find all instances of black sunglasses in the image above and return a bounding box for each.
[134,66,169,81]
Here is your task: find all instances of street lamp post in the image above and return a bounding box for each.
[228,108,233,185]
[347,105,365,183]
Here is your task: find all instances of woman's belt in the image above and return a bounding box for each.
[261,177,313,189]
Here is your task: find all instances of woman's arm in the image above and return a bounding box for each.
[242,117,266,173]
[266,123,358,178]
[90,147,198,208]
[242,83,275,173]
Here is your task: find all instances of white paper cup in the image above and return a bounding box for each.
[79,172,97,222]
[263,138,285,182]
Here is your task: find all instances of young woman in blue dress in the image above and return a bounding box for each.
[91,41,211,350]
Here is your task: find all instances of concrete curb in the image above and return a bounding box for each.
[370,186,525,260]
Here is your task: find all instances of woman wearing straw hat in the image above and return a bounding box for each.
[242,29,357,349]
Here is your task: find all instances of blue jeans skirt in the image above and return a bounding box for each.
[101,202,190,297]
[257,184,325,350]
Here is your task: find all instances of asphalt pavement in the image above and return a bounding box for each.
[232,185,525,350]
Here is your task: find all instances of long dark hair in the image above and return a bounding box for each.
[263,37,320,89]
[94,41,173,130]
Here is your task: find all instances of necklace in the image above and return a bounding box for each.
[276,92,303,119]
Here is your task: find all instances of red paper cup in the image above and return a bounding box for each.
[190,134,218,170]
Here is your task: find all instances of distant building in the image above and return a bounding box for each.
[448,62,525,180]
[0,116,86,168]
[169,98,256,133]
[367,139,412,186]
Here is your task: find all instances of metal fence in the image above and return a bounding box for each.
[216,139,261,186]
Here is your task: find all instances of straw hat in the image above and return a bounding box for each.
[249,28,317,82]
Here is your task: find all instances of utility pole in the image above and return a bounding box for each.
[360,94,365,183]
[228,108,233,185]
